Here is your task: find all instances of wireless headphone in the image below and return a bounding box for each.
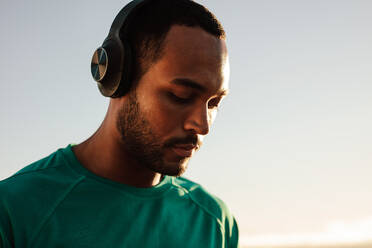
[90,0,151,98]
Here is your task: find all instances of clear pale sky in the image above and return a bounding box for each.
[1,0,371,247]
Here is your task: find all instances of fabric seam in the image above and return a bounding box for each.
[0,227,12,247]
[171,182,225,234]
[61,150,174,200]
[28,175,85,247]
[3,164,64,182]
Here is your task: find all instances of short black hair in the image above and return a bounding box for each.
[121,0,225,85]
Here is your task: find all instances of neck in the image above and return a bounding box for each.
[72,114,163,188]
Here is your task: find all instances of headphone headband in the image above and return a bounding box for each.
[109,0,148,38]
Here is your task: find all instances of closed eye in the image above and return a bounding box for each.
[167,92,194,104]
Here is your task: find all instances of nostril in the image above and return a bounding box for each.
[184,107,210,135]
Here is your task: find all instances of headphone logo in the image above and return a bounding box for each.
[91,47,108,82]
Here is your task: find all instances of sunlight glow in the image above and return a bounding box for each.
[241,216,372,247]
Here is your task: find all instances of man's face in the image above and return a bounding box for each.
[116,25,229,176]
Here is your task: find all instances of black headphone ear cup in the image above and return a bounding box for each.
[91,0,148,97]
[91,47,108,82]
[93,39,133,98]
[93,38,126,97]
[110,39,133,97]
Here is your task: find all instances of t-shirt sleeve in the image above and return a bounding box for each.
[0,230,13,248]
[226,215,239,248]
[0,186,14,248]
[217,196,239,248]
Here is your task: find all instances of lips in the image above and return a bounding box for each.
[171,144,197,157]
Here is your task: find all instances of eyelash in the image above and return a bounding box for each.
[168,93,194,104]
[167,92,221,109]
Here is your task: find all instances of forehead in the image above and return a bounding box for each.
[153,25,229,94]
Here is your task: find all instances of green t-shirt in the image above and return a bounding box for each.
[0,145,239,247]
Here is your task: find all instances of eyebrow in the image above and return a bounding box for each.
[170,78,229,97]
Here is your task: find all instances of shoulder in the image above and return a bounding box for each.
[0,146,85,246]
[172,177,235,226]
[0,146,84,210]
[172,177,239,247]
[0,146,81,198]
[0,145,85,218]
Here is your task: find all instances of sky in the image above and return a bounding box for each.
[1,0,372,247]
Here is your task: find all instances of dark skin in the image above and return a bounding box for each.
[73,25,230,188]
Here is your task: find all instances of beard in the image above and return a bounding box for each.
[116,90,196,177]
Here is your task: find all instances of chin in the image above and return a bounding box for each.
[155,158,190,177]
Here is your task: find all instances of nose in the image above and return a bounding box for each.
[184,104,210,135]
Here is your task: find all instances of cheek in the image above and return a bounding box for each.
[142,97,184,136]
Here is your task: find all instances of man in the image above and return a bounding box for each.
[0,0,239,247]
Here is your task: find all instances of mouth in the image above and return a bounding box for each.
[171,144,197,158]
